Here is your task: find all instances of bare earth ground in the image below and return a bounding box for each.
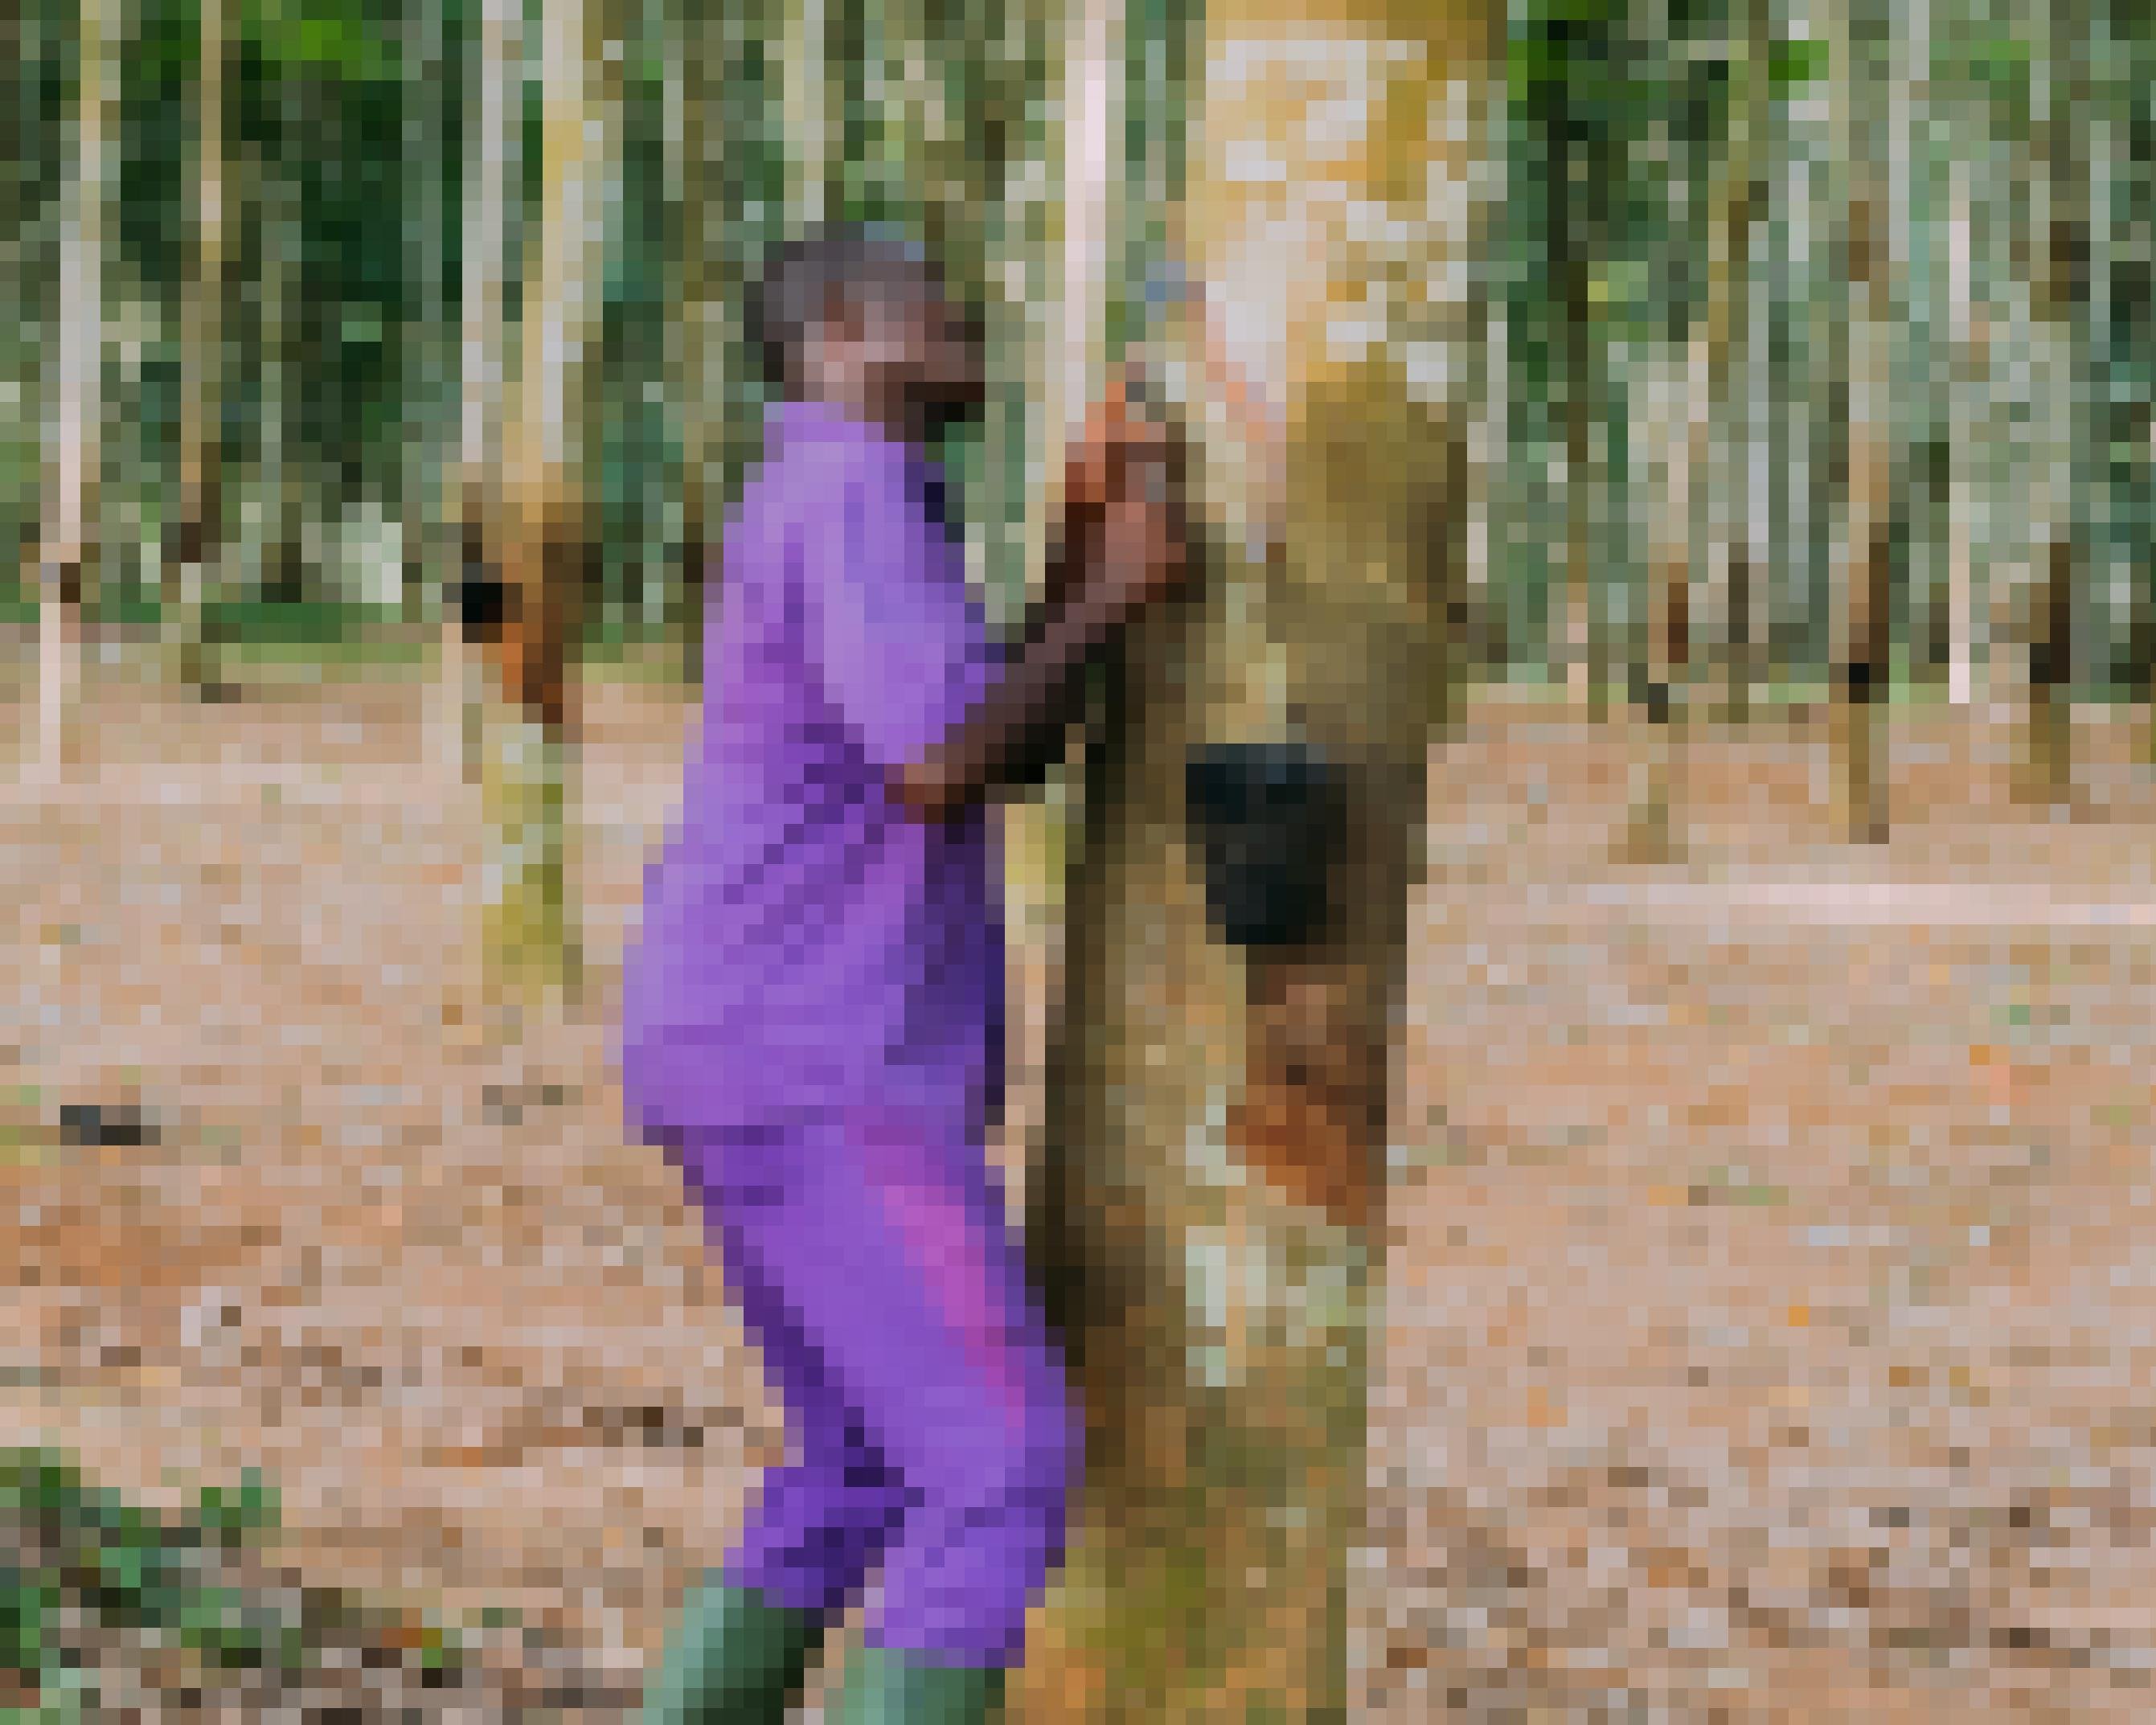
[8,647,2156,1719]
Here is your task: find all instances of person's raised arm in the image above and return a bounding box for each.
[892,401,1190,823]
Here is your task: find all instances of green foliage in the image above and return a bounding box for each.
[200,599,389,645]
[194,1470,280,1549]
[0,1447,483,1707]
[240,0,404,84]
[1947,32,2032,138]
[1769,37,1830,88]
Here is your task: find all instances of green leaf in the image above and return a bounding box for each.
[195,1470,280,1547]
[241,0,402,82]
[1,1561,59,1678]
[1769,38,1829,88]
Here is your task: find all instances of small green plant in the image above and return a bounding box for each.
[0,1448,475,1711]
[193,1469,280,1550]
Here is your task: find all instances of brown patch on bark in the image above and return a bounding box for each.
[1230,957,1382,1231]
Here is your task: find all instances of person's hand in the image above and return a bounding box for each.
[1063,362,1183,507]
[1045,365,1168,606]
[1088,365,1191,616]
[1086,485,1191,620]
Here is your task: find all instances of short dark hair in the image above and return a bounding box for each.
[744,222,945,394]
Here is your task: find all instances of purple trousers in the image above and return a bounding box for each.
[680,1100,1079,1670]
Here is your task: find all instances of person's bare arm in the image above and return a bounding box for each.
[892,482,1187,823]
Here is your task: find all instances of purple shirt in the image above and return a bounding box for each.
[620,399,1006,1145]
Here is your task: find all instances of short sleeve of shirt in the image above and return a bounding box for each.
[803,455,1002,772]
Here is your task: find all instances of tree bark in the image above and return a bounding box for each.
[404,0,450,634]
[1018,0,1490,1715]
[783,0,830,226]
[162,0,227,696]
[1541,24,1600,711]
[1625,335,1695,865]
[1710,0,1769,722]
[670,0,716,682]
[36,0,112,783]
[441,0,519,785]
[1827,0,1893,845]
[2021,0,2086,808]
[1946,152,1978,709]
[476,0,619,1011]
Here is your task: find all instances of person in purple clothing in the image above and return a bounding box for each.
[623,224,1191,1723]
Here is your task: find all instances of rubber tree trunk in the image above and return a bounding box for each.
[2020,0,2087,808]
[783,0,830,225]
[1018,0,1490,1715]
[402,0,451,640]
[1710,0,1769,723]
[441,0,519,785]
[1625,334,1697,865]
[1627,0,1767,861]
[478,0,619,1013]
[162,0,223,695]
[1540,23,1602,711]
[1826,0,1894,846]
[257,79,299,610]
[669,1,708,681]
[36,0,112,785]
[1945,151,1978,710]
[667,0,752,686]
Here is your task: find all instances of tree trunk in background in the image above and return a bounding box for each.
[670,0,717,682]
[1828,0,1893,845]
[404,0,450,637]
[1711,0,1769,722]
[1019,0,1488,1715]
[2021,0,2086,807]
[1625,334,1695,864]
[1,7,22,612]
[162,0,224,696]
[256,82,295,611]
[1946,151,1978,709]
[36,0,111,784]
[783,0,830,226]
[478,0,618,1014]
[1542,27,1599,711]
[2130,29,2156,759]
[441,0,517,784]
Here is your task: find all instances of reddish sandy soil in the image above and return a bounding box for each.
[8,652,2156,1719]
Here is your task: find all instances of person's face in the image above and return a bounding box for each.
[907,290,987,428]
[816,275,986,439]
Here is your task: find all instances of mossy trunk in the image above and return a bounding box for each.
[1019,1,1490,1715]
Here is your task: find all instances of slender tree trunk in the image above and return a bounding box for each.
[478,0,618,1010]
[2021,0,2086,807]
[1838,187,1896,843]
[1711,0,1769,722]
[36,0,112,783]
[784,0,830,226]
[1020,0,1491,1715]
[1631,0,1764,861]
[1946,152,1978,708]
[405,0,449,633]
[1828,0,1893,844]
[162,0,224,696]
[670,0,716,682]
[1542,41,1599,710]
[2128,46,2156,755]
[1626,335,1695,864]
[441,0,519,781]
[260,75,310,614]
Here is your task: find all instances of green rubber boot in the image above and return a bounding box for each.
[638,1575,828,1724]
[827,1645,1008,1724]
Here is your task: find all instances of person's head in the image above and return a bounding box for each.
[745,223,985,444]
